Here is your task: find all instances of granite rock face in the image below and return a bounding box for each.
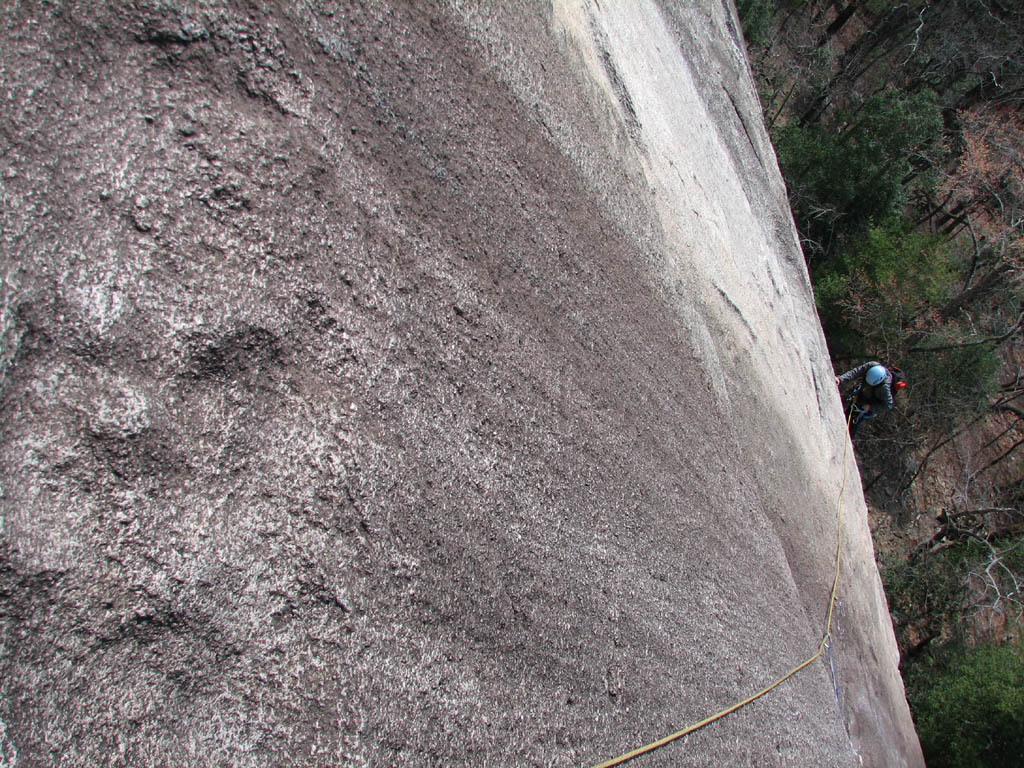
[1,2,922,766]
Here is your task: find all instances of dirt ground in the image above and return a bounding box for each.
[1,1,920,766]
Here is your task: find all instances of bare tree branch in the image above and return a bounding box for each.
[907,310,1024,353]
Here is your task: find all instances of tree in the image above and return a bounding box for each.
[736,0,777,47]
[934,105,1024,252]
[775,86,943,260]
[814,220,951,356]
[796,0,1024,126]
[797,0,928,126]
[906,640,1024,768]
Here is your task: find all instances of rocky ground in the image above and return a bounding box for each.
[1,1,921,766]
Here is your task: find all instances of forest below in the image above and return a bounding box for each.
[738,1,1023,765]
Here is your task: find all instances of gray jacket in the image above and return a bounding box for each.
[838,360,894,412]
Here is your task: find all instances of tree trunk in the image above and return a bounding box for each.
[816,1,862,47]
[939,262,1014,321]
[798,4,918,126]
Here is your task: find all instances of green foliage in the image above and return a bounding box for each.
[887,537,1024,765]
[774,87,943,259]
[1000,537,1024,576]
[736,0,776,47]
[813,220,951,357]
[906,640,1024,768]
[907,334,1001,427]
[847,225,951,299]
[881,544,969,644]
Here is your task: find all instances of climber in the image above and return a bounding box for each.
[834,361,905,436]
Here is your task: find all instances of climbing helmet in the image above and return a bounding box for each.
[866,365,887,387]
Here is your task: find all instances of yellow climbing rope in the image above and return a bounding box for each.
[591,408,855,768]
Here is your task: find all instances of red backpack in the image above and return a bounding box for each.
[889,365,908,392]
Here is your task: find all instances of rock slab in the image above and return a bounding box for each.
[0,2,922,766]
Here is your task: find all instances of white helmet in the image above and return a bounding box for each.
[866,365,887,386]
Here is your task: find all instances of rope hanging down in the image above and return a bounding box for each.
[590,407,855,768]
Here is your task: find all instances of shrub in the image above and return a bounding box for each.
[907,640,1024,768]
[736,0,775,47]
